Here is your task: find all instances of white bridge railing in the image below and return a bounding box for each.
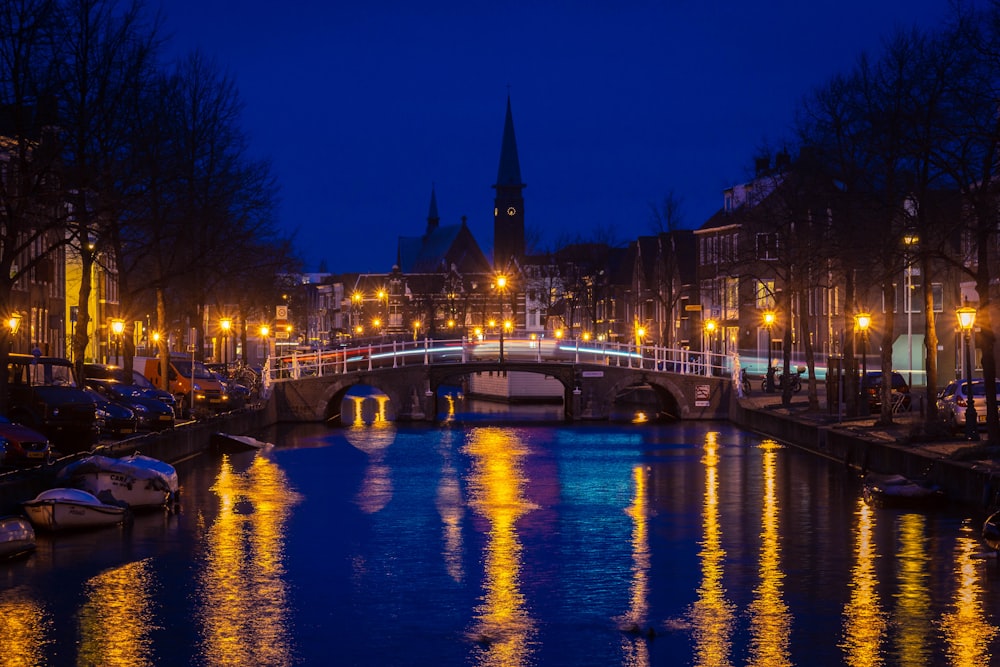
[261,336,734,394]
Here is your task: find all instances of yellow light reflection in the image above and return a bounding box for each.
[617,465,652,666]
[436,430,465,583]
[78,558,158,666]
[197,454,302,666]
[464,427,537,665]
[892,513,932,666]
[345,419,396,514]
[747,438,791,666]
[688,430,736,665]
[940,520,998,665]
[0,587,51,666]
[840,498,887,666]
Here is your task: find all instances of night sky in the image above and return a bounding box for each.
[161,1,954,274]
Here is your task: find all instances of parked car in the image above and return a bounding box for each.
[7,354,98,452]
[861,371,911,412]
[937,379,1000,430]
[0,415,51,467]
[83,388,138,439]
[84,363,178,414]
[84,379,175,431]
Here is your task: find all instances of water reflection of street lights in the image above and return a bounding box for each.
[219,317,232,369]
[7,312,21,353]
[111,318,125,365]
[957,302,978,440]
[856,311,872,417]
[763,310,775,392]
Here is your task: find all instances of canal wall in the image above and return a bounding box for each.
[0,406,273,515]
[730,398,1000,512]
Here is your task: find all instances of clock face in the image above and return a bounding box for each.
[507,206,517,216]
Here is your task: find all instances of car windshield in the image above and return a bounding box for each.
[172,359,214,380]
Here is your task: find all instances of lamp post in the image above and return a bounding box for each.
[957,302,978,440]
[219,317,232,370]
[635,325,645,369]
[704,319,717,377]
[496,274,508,363]
[413,319,420,342]
[7,312,21,353]
[903,231,919,388]
[856,311,872,417]
[763,310,775,392]
[111,318,125,365]
[259,325,270,363]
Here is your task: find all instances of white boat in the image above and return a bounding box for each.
[211,432,273,453]
[57,453,177,509]
[22,488,127,531]
[0,515,35,559]
[862,473,945,509]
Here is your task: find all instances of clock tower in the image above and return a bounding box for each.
[493,95,525,271]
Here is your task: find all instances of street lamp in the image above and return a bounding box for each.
[7,312,21,353]
[111,318,125,365]
[957,302,978,440]
[258,325,270,362]
[413,319,421,341]
[763,310,776,392]
[856,311,872,417]
[219,317,232,369]
[704,319,717,377]
[496,274,508,363]
[351,291,363,334]
[903,231,919,388]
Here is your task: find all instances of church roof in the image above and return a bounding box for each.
[397,220,491,274]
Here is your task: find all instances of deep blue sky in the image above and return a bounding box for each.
[161,1,954,274]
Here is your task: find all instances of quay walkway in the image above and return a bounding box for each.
[734,382,1000,513]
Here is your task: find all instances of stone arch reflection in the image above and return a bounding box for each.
[196,453,301,666]
[0,586,51,665]
[342,389,391,426]
[687,430,736,664]
[840,498,887,665]
[78,558,157,667]
[344,419,397,514]
[463,427,537,665]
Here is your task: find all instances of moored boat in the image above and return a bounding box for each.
[0,515,35,559]
[862,473,945,509]
[211,431,272,453]
[57,453,177,509]
[22,488,127,531]
[983,511,1000,553]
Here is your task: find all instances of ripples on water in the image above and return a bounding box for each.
[1,418,999,666]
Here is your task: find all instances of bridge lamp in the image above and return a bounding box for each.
[219,317,232,368]
[258,325,270,362]
[555,329,564,340]
[447,319,456,329]
[354,325,364,335]
[957,302,978,440]
[582,332,591,342]
[474,327,483,340]
[856,311,872,416]
[413,320,421,341]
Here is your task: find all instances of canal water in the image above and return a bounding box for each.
[1,412,999,666]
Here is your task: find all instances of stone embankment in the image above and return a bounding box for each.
[0,406,272,515]
[731,387,1000,513]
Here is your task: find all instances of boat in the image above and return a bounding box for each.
[0,515,35,559]
[862,473,945,509]
[22,488,127,531]
[211,432,273,453]
[983,511,1000,553]
[57,453,177,509]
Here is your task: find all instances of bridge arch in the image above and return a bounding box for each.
[604,376,683,421]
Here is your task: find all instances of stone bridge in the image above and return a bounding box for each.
[267,360,733,424]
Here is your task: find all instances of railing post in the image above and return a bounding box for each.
[424,337,429,365]
[462,336,467,363]
[393,340,398,368]
[368,345,373,371]
[575,339,579,364]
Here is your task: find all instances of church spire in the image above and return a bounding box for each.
[493,94,526,270]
